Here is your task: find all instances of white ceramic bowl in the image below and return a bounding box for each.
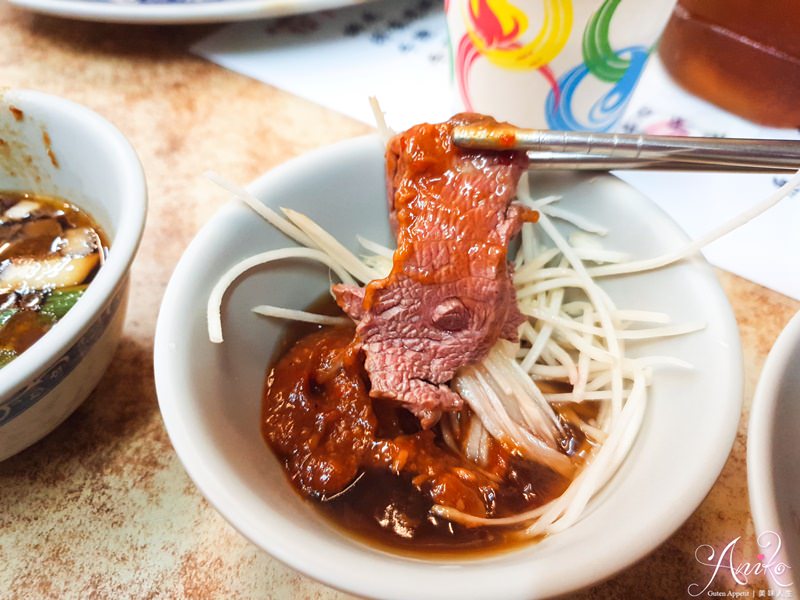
[154,135,742,599]
[0,89,147,461]
[747,310,800,594]
[6,0,380,24]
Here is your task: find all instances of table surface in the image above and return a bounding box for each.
[1,8,797,599]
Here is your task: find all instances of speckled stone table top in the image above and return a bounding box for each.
[0,8,797,599]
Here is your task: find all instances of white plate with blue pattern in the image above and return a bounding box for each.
[7,0,380,25]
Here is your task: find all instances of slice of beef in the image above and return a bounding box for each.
[333,114,528,427]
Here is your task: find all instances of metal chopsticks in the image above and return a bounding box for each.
[452,124,800,172]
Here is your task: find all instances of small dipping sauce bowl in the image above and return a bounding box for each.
[0,89,147,460]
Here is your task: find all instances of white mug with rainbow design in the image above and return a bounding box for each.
[445,0,676,131]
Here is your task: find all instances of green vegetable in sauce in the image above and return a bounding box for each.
[0,308,17,328]
[39,285,87,321]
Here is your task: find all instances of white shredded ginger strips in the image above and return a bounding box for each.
[207,162,800,538]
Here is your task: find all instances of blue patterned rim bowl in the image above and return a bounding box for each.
[0,89,147,461]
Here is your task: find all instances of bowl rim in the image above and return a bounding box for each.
[747,309,800,591]
[0,89,147,402]
[154,134,743,599]
[5,0,380,24]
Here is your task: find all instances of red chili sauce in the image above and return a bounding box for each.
[260,305,594,555]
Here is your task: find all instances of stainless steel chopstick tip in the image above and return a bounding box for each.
[452,124,800,172]
[452,124,521,150]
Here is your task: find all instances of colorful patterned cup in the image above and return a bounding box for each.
[446,0,676,131]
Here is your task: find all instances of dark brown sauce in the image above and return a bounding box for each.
[317,469,520,557]
[314,448,569,558]
[0,191,108,366]
[261,295,596,556]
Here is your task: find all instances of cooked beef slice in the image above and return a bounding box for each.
[334,114,527,427]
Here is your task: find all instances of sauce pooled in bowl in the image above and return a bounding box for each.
[0,191,108,367]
